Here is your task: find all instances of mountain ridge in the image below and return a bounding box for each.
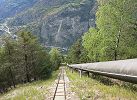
[0,0,97,47]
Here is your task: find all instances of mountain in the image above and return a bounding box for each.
[0,0,97,48]
[0,0,37,20]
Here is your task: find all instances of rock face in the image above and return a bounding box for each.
[0,0,97,47]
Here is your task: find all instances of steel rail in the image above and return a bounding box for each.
[53,70,62,100]
[53,67,66,100]
[63,68,66,100]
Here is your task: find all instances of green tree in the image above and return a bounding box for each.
[17,31,52,81]
[67,39,89,64]
[0,36,18,92]
[83,0,137,61]
[0,31,52,92]
[49,48,61,70]
[83,28,102,62]
[97,0,137,60]
[2,36,17,88]
[34,46,52,79]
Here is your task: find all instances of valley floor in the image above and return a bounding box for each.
[66,68,137,100]
[0,71,59,100]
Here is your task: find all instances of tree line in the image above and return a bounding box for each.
[67,0,137,63]
[0,31,61,93]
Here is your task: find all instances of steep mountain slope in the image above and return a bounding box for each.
[0,0,37,20]
[0,0,97,47]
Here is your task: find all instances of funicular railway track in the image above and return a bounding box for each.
[53,67,66,100]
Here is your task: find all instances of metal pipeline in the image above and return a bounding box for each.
[68,59,137,84]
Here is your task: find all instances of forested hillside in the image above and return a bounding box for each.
[67,0,137,63]
[0,31,61,93]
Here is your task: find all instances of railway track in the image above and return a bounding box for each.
[53,67,66,100]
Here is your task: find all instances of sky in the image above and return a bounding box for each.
[0,0,4,3]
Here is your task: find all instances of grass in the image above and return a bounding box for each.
[66,68,137,100]
[0,70,59,100]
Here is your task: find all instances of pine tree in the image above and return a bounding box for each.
[0,31,52,92]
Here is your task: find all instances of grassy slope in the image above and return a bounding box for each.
[66,68,137,100]
[0,70,59,100]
